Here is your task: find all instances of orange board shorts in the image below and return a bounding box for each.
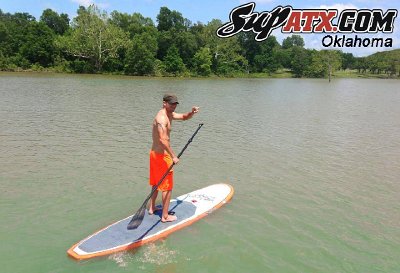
[149,150,174,191]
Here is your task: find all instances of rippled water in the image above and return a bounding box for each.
[1,73,399,273]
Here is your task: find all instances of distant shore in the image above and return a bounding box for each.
[1,69,398,80]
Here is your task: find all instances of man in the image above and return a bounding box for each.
[149,94,199,222]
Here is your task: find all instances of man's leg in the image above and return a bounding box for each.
[161,190,177,222]
[148,187,159,214]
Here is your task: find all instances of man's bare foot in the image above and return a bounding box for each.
[148,206,162,215]
[161,215,177,223]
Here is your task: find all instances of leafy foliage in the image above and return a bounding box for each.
[282,35,305,49]
[0,6,399,78]
[40,9,70,35]
[192,47,212,76]
[55,5,128,72]
[163,45,186,75]
[20,22,55,67]
[125,32,158,75]
[305,50,342,78]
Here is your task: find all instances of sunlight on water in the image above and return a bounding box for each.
[137,241,178,266]
[109,252,131,267]
[108,241,179,269]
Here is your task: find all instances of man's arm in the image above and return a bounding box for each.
[172,106,200,120]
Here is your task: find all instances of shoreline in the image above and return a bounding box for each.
[0,69,398,80]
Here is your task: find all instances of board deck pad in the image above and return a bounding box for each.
[67,183,234,260]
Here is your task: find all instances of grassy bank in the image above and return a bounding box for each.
[334,69,399,79]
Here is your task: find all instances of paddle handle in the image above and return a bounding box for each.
[177,123,203,158]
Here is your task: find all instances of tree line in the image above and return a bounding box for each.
[0,5,399,78]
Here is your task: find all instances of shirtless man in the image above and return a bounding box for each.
[149,94,199,222]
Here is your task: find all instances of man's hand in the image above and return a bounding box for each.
[191,106,200,114]
[173,156,179,165]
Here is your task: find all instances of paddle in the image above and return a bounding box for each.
[127,123,204,230]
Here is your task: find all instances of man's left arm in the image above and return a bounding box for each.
[173,106,200,120]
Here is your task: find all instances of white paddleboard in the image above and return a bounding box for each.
[67,183,234,260]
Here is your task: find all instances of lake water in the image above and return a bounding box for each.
[1,73,399,273]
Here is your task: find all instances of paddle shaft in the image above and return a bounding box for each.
[137,123,203,212]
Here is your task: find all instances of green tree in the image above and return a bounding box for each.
[238,32,280,73]
[0,20,9,55]
[109,11,156,38]
[156,30,198,66]
[0,11,35,57]
[163,45,185,75]
[40,9,70,35]
[201,19,247,75]
[125,32,158,75]
[305,50,326,77]
[306,50,342,78]
[237,32,257,72]
[291,47,312,77]
[175,31,198,66]
[155,7,197,67]
[341,52,355,70]
[0,51,8,70]
[282,34,305,49]
[0,11,57,69]
[274,48,292,69]
[213,38,248,75]
[192,47,212,76]
[354,57,368,73]
[253,36,280,73]
[20,22,55,67]
[56,5,128,72]
[156,7,187,32]
[156,30,174,61]
[189,22,206,48]
[388,60,398,76]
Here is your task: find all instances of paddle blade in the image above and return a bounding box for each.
[127,206,146,230]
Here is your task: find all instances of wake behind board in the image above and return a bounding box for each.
[67,183,234,260]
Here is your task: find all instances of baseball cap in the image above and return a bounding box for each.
[163,94,179,104]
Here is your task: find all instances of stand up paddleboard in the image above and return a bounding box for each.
[67,183,234,260]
